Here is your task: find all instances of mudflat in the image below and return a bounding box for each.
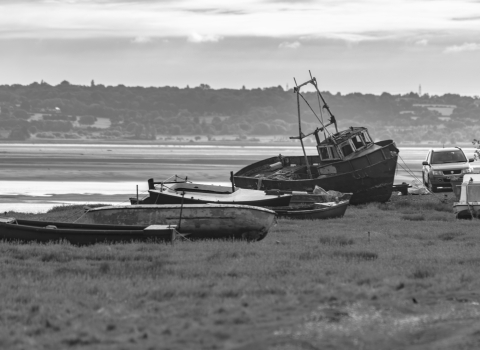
[0,142,266,182]
[0,141,434,183]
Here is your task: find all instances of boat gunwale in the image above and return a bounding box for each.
[88,203,277,215]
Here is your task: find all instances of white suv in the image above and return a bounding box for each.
[422,147,473,192]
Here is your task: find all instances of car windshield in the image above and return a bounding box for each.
[431,150,467,164]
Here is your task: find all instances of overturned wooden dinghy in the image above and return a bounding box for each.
[0,217,178,245]
[77,204,277,241]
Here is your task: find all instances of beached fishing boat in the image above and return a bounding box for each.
[77,203,277,241]
[130,178,292,207]
[453,174,480,219]
[272,200,349,220]
[233,76,399,205]
[0,217,177,245]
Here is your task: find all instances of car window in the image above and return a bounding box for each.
[431,150,467,164]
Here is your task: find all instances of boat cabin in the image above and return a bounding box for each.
[315,127,374,162]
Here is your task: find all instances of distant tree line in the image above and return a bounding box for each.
[0,80,479,143]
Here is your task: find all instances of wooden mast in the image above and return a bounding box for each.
[293,78,313,179]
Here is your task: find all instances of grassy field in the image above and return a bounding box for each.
[2,193,480,349]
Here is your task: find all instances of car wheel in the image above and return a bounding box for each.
[422,171,427,187]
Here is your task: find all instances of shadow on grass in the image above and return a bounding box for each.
[401,214,425,221]
[318,235,354,246]
[438,232,465,241]
[333,250,378,261]
[411,266,435,279]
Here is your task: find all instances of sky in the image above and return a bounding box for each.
[1,0,480,96]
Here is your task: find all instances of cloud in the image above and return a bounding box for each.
[415,39,428,46]
[184,8,246,15]
[187,32,222,43]
[452,15,480,21]
[444,42,480,53]
[2,0,480,47]
[279,41,301,49]
[131,36,152,43]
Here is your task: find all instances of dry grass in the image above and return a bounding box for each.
[2,193,480,349]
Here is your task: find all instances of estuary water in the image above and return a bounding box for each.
[0,143,476,213]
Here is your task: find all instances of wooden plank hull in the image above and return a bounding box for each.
[0,219,176,245]
[274,200,349,220]
[233,140,398,205]
[77,204,277,241]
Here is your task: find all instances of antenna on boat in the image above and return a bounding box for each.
[292,77,313,179]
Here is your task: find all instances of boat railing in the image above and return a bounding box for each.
[148,175,190,190]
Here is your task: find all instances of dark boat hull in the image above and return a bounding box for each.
[234,140,398,205]
[0,218,176,245]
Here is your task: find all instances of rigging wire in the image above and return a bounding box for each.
[309,71,324,126]
[397,155,446,203]
[297,92,333,139]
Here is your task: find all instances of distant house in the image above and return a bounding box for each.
[39,107,62,114]
[412,104,457,116]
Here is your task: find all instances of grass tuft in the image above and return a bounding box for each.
[98,262,110,273]
[298,250,323,261]
[318,235,354,246]
[438,232,464,241]
[332,250,378,261]
[411,267,435,279]
[41,252,72,263]
[401,214,425,221]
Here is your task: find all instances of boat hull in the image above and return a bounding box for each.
[234,140,398,205]
[132,189,292,207]
[77,204,277,241]
[0,218,176,245]
[453,203,480,219]
[275,200,349,220]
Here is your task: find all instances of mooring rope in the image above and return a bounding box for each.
[397,154,447,203]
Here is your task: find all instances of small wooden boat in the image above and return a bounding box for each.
[77,203,277,241]
[453,174,480,219]
[270,200,349,220]
[130,178,292,207]
[0,217,178,245]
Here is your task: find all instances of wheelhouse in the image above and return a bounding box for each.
[316,127,373,161]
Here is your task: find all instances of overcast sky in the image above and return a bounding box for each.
[1,0,479,95]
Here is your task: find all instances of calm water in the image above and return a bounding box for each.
[1,145,476,213]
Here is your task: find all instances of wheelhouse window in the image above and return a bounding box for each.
[340,141,355,157]
[318,145,341,161]
[360,131,372,145]
[351,134,365,150]
[319,146,330,160]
